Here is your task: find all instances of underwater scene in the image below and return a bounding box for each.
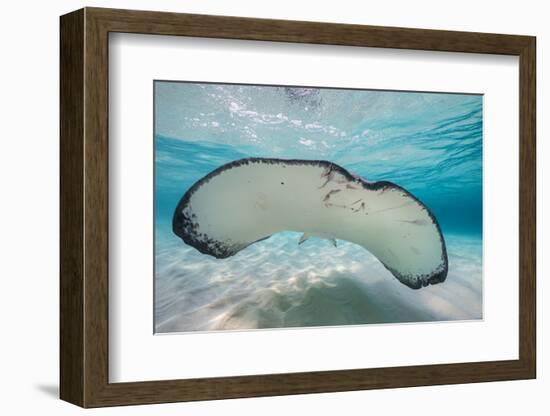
[154,81,482,333]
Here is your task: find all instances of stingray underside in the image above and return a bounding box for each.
[173,158,448,289]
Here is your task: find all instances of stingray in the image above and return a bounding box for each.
[172,158,448,289]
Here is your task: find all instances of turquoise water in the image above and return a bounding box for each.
[154,82,482,333]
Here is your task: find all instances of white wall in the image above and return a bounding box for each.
[0,0,545,414]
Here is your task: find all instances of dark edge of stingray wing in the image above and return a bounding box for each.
[172,158,448,288]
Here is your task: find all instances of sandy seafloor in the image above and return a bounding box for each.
[154,224,482,333]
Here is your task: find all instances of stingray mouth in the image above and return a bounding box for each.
[173,158,448,289]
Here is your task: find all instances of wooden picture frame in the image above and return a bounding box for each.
[60,7,536,408]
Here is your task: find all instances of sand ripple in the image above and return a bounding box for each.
[155,225,482,333]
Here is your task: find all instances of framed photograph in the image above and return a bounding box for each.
[60,7,536,408]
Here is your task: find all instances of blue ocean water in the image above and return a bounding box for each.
[154,82,482,333]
